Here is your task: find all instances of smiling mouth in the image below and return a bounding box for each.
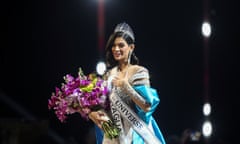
[113,53,122,57]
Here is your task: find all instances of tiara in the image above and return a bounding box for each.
[114,22,135,42]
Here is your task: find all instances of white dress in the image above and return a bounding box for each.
[102,66,150,144]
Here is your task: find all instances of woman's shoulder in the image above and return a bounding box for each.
[109,66,118,73]
[129,65,150,86]
[128,65,149,80]
[104,66,118,78]
[130,65,149,74]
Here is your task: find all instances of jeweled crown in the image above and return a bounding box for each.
[114,22,135,42]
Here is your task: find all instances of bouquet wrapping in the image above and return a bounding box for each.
[48,68,119,139]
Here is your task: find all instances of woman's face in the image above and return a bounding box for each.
[111,37,133,63]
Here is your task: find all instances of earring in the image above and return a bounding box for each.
[127,50,133,64]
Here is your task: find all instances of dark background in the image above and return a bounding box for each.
[2,0,238,144]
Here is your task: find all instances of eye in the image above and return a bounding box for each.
[118,43,125,48]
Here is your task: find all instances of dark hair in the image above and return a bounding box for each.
[105,32,139,68]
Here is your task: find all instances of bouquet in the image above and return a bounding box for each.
[48,68,119,139]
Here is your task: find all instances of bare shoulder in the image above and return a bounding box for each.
[104,67,117,78]
[128,65,149,77]
[128,65,150,86]
[130,65,149,74]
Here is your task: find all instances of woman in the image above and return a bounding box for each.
[89,22,166,144]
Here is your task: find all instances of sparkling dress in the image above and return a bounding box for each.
[95,66,166,144]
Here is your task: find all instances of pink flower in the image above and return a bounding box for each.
[48,68,109,122]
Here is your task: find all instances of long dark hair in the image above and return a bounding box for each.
[105,32,139,68]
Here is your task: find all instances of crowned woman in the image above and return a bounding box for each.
[89,22,166,144]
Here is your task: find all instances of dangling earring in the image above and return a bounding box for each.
[127,50,133,64]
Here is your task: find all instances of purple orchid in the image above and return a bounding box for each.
[48,68,109,122]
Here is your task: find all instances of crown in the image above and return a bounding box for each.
[114,22,135,42]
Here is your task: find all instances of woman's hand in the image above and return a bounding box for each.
[88,110,110,129]
[112,72,128,88]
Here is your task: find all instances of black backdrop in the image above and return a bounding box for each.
[3,0,238,143]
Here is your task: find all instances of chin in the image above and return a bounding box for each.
[114,57,121,61]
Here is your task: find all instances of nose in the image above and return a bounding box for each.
[112,46,120,51]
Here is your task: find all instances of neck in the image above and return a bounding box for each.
[118,62,129,72]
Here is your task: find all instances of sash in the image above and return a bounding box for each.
[110,89,162,144]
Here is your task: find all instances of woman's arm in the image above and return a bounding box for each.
[121,80,151,112]
[113,66,152,112]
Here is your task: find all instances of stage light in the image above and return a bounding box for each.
[202,22,211,37]
[202,121,212,138]
[203,102,211,116]
[96,61,106,75]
